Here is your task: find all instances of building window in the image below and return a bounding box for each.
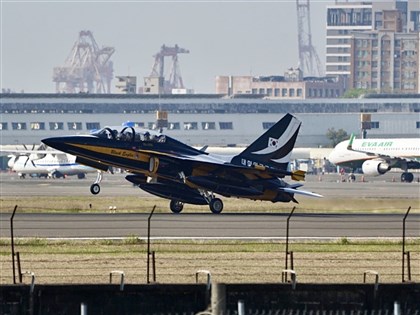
[68,122,82,130]
[371,121,380,129]
[297,89,303,97]
[289,89,295,97]
[0,123,8,130]
[266,88,273,96]
[30,122,45,130]
[184,122,198,130]
[86,122,101,131]
[281,88,287,97]
[202,122,216,130]
[12,122,27,130]
[262,122,275,130]
[168,122,180,130]
[219,122,233,130]
[258,88,265,94]
[416,122,420,129]
[274,88,280,97]
[251,89,258,94]
[50,122,64,130]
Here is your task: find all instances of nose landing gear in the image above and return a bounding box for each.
[90,171,103,195]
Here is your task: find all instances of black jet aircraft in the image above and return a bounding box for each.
[42,113,322,214]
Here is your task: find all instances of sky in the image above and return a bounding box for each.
[1,0,334,94]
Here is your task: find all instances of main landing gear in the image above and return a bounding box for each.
[200,189,224,214]
[90,171,103,195]
[169,194,224,214]
[209,198,223,214]
[401,172,414,183]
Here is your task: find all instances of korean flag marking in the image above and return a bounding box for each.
[268,137,279,148]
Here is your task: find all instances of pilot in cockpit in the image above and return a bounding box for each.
[143,131,151,141]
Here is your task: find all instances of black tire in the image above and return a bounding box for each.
[209,198,223,214]
[77,173,86,179]
[401,172,414,183]
[170,200,184,213]
[90,183,100,195]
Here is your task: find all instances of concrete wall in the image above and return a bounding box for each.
[1,283,419,314]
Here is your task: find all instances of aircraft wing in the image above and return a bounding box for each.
[142,148,306,181]
[0,149,64,155]
[0,147,66,156]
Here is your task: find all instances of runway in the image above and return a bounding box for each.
[0,211,419,239]
[0,172,419,240]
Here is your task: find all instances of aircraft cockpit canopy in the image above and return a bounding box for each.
[92,127,166,143]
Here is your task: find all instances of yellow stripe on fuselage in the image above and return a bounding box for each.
[69,143,150,162]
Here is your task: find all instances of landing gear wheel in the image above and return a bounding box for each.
[90,183,101,195]
[170,200,184,214]
[401,172,414,183]
[209,198,223,214]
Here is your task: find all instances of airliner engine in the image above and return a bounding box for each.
[362,159,391,176]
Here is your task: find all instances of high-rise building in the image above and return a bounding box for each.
[326,0,420,94]
[350,22,419,93]
[325,1,397,78]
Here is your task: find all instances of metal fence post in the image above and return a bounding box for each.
[10,205,18,284]
[147,205,156,284]
[402,206,411,282]
[110,270,125,291]
[284,206,295,282]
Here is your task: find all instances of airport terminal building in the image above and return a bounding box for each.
[1,93,419,148]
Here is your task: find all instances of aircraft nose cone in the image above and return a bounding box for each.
[7,156,16,168]
[41,137,64,151]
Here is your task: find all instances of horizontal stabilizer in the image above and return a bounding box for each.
[291,170,306,181]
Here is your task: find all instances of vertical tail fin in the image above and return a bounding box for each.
[232,113,301,170]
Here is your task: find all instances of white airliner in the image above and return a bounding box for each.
[5,146,97,179]
[328,135,420,182]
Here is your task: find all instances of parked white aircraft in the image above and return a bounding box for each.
[5,145,97,179]
[328,135,420,183]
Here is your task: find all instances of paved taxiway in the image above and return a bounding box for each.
[0,172,419,239]
[1,171,419,198]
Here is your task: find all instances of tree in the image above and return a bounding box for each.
[342,88,374,99]
[326,128,348,147]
